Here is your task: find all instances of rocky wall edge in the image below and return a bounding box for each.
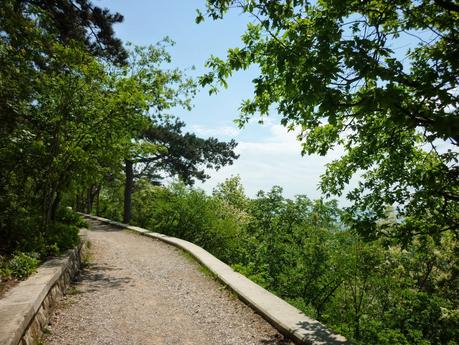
[0,230,88,345]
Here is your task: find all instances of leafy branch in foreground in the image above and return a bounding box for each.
[198,0,458,243]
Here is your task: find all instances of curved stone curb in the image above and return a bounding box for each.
[83,214,349,345]
[0,231,88,345]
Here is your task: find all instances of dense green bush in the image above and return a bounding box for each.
[0,206,46,257]
[6,252,40,280]
[0,207,84,281]
[130,182,248,264]
[56,207,88,229]
[45,222,80,256]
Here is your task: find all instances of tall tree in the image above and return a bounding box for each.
[0,0,127,149]
[0,41,148,253]
[123,117,238,223]
[1,0,127,64]
[0,1,147,254]
[198,0,458,243]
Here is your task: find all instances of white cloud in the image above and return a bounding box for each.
[195,122,352,204]
[191,124,240,138]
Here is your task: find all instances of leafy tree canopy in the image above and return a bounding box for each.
[198,0,459,242]
[1,0,127,64]
[121,116,239,223]
[137,117,239,184]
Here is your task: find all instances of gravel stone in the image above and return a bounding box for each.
[44,220,293,345]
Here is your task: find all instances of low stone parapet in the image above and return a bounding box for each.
[0,231,88,345]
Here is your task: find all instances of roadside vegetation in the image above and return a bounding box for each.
[99,176,458,345]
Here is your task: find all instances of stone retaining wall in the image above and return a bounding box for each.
[0,231,87,345]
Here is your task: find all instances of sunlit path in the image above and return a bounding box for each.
[44,219,291,345]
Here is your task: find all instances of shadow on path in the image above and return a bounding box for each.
[74,262,132,293]
[89,222,123,232]
[260,334,293,345]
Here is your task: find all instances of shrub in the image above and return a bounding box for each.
[45,222,80,256]
[56,207,88,228]
[0,267,12,280]
[7,252,40,280]
[133,184,247,265]
[46,243,60,257]
[0,256,12,280]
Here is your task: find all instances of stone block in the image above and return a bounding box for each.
[0,303,34,345]
[35,305,48,329]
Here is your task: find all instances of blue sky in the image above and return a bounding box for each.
[97,0,350,201]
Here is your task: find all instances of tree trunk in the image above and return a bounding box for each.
[43,184,58,226]
[76,193,82,212]
[86,187,92,214]
[95,184,101,216]
[123,159,134,224]
[85,184,102,215]
[50,191,61,221]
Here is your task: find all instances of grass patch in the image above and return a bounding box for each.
[81,240,92,267]
[82,253,91,267]
[177,249,237,298]
[179,250,216,279]
[66,286,81,295]
[198,263,218,280]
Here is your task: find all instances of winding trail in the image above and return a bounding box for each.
[44,219,291,345]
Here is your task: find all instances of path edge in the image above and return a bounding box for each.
[0,230,88,345]
[83,214,348,345]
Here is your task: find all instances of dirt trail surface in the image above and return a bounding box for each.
[44,220,291,345]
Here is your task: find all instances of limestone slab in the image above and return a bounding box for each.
[0,303,34,345]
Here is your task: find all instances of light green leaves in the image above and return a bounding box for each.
[198,0,458,243]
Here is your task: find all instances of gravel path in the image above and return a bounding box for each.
[44,220,292,345]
